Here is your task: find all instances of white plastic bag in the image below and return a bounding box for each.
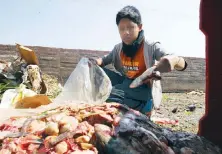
[0,84,36,108]
[54,57,112,104]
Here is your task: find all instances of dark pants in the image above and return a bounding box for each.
[103,68,153,113]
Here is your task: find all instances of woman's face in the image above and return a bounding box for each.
[118,18,142,45]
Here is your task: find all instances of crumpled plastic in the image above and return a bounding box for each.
[0,84,36,108]
[53,57,112,104]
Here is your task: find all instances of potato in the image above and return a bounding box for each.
[45,122,59,136]
[59,116,78,133]
[59,116,78,126]
[75,135,91,143]
[55,141,68,154]
[59,123,72,133]
[47,113,66,123]
[44,136,57,148]
[27,120,46,133]
[80,143,94,150]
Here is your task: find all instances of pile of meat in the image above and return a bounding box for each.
[0,103,221,154]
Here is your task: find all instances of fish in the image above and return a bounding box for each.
[130,67,161,88]
[113,112,172,154]
[94,124,140,154]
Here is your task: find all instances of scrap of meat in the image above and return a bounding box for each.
[0,124,19,132]
[0,103,221,154]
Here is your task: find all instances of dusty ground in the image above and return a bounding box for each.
[152,91,205,134]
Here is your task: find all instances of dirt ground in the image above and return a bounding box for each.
[152,91,205,134]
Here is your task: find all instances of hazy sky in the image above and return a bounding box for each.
[0,0,205,58]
